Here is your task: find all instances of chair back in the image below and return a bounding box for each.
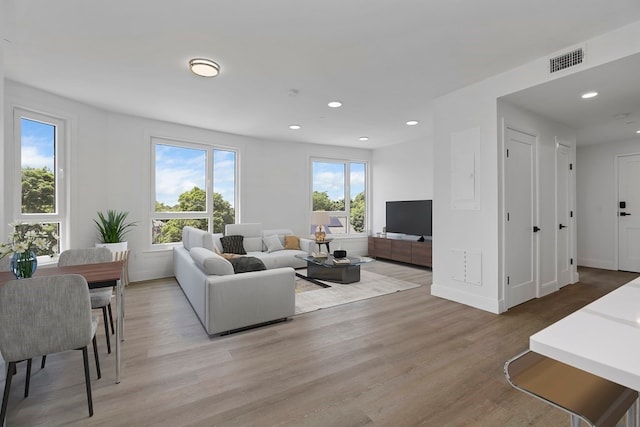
[0,255,10,271]
[59,247,112,266]
[0,274,93,362]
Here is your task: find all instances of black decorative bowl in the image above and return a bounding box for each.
[333,250,347,259]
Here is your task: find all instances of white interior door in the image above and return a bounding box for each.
[618,154,640,272]
[505,128,537,308]
[556,143,571,288]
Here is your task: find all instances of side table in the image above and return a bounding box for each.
[315,239,332,253]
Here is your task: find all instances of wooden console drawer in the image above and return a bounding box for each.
[391,240,412,263]
[373,238,391,258]
[411,241,432,267]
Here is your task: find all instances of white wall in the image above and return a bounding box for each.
[431,20,640,313]
[4,81,372,281]
[577,140,640,270]
[371,137,434,235]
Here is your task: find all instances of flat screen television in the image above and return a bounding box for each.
[385,200,432,240]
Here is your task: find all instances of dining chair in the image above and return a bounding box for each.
[0,274,101,423]
[505,350,638,427]
[58,247,115,353]
[0,256,10,271]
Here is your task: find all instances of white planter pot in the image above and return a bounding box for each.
[95,241,128,254]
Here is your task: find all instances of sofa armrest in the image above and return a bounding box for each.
[205,267,295,334]
[299,238,314,253]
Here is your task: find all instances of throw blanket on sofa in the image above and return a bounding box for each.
[229,256,267,273]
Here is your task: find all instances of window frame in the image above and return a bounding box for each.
[12,108,68,258]
[150,136,238,248]
[310,157,368,236]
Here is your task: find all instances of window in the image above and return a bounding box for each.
[312,159,367,235]
[151,138,237,245]
[13,109,65,257]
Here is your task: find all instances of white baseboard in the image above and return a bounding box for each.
[430,283,500,314]
[577,258,616,270]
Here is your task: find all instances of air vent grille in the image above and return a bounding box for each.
[549,48,584,73]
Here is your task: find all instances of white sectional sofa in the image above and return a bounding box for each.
[173,224,312,335]
[224,223,314,269]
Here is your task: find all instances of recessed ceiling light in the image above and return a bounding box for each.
[359,136,369,141]
[636,130,640,134]
[289,124,301,130]
[406,120,419,126]
[581,91,598,99]
[328,101,342,108]
[189,58,220,77]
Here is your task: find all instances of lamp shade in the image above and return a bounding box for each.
[311,211,330,226]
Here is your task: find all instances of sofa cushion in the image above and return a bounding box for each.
[210,233,224,253]
[284,235,301,250]
[264,234,284,253]
[244,236,264,252]
[226,223,264,252]
[190,247,235,276]
[228,256,267,273]
[220,235,247,255]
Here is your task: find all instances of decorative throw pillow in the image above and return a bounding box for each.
[264,234,284,253]
[220,235,246,255]
[284,235,301,250]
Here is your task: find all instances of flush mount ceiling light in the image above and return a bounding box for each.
[636,130,640,134]
[189,58,220,77]
[359,136,369,141]
[406,120,419,126]
[289,124,301,130]
[328,101,342,108]
[581,91,598,99]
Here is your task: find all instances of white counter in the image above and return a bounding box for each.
[530,278,640,390]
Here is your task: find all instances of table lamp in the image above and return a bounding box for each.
[311,211,330,241]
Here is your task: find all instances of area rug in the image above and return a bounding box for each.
[294,269,425,315]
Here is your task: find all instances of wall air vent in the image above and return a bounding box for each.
[549,48,584,73]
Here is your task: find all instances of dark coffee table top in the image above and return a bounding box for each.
[296,254,374,268]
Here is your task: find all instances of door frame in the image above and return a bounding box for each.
[615,152,640,271]
[501,123,539,310]
[555,139,573,288]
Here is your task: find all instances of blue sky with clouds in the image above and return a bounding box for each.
[155,144,236,207]
[313,161,365,200]
[21,118,55,170]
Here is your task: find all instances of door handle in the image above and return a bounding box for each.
[620,212,631,216]
[533,226,541,232]
[559,224,567,229]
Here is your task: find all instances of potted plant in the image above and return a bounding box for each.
[94,210,137,252]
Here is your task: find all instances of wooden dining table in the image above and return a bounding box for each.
[0,260,125,384]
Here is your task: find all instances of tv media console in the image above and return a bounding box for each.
[368,236,432,268]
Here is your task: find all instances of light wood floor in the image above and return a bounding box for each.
[4,263,638,426]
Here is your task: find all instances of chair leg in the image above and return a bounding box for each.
[81,347,94,417]
[92,336,101,380]
[1,361,17,425]
[41,355,46,369]
[101,306,111,354]
[107,303,115,335]
[24,358,32,398]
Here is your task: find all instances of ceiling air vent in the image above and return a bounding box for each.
[549,48,584,73]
